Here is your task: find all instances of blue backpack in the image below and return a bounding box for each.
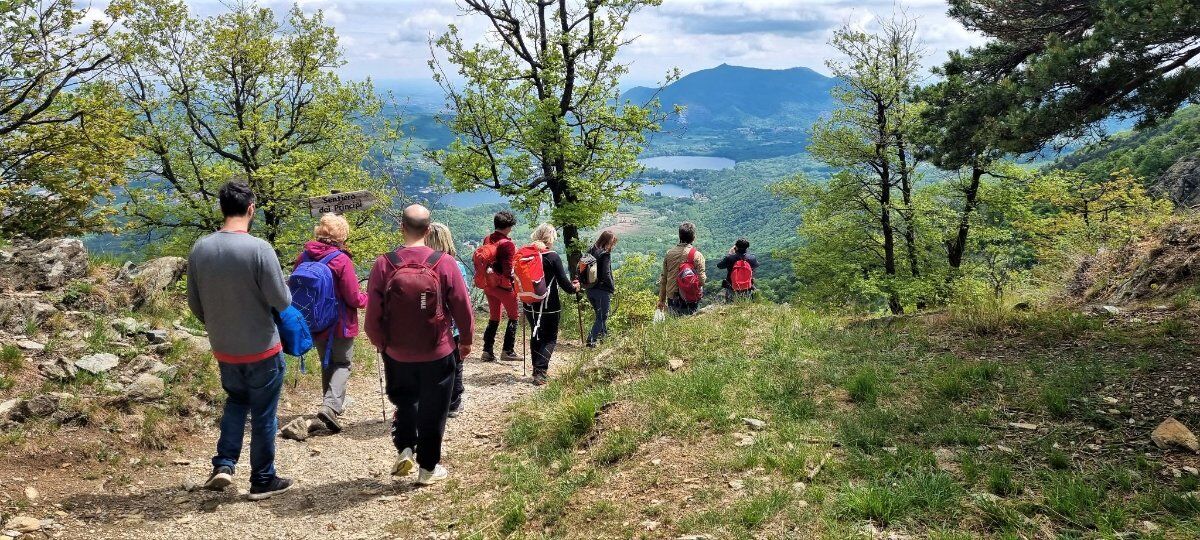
[274,305,314,358]
[288,250,343,335]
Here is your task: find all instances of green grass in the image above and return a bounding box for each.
[458,303,1200,539]
[0,344,23,372]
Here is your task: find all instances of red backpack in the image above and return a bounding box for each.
[676,247,703,303]
[513,245,550,304]
[472,239,502,289]
[730,259,754,292]
[381,248,446,351]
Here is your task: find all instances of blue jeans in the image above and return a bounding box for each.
[586,289,612,345]
[213,353,285,486]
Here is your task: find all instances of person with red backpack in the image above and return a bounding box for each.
[515,223,579,386]
[717,237,759,303]
[365,205,474,486]
[290,213,368,434]
[474,211,522,363]
[658,222,707,316]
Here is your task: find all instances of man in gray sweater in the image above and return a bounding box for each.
[187,181,294,500]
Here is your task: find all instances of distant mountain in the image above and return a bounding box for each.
[622,64,839,130]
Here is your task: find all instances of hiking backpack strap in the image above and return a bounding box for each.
[385,246,403,267]
[318,250,341,265]
[687,247,697,265]
[425,250,445,268]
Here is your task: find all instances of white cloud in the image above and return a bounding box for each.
[388,8,456,44]
[98,1,988,85]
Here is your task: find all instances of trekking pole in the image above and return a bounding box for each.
[520,304,527,377]
[376,353,387,425]
[575,292,586,347]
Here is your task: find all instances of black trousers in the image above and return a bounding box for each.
[383,353,455,470]
[668,296,699,316]
[482,319,518,355]
[522,305,561,376]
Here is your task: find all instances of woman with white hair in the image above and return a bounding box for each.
[518,223,579,385]
[292,213,368,434]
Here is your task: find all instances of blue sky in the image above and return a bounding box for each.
[92,0,986,86]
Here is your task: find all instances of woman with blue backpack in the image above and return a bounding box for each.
[290,213,368,434]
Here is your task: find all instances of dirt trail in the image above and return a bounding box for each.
[59,349,565,540]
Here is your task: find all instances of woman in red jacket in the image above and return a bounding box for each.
[294,213,368,433]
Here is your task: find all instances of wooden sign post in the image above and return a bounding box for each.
[308,190,378,217]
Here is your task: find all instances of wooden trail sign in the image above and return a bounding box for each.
[308,190,378,217]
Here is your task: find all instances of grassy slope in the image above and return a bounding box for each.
[445,301,1200,539]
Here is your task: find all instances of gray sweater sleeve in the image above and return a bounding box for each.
[186,257,204,324]
[258,244,292,311]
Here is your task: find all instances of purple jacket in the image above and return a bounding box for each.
[293,240,368,340]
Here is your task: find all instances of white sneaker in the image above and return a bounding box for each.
[391,448,415,477]
[416,464,449,485]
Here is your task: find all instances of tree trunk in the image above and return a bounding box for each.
[947,164,983,271]
[876,103,902,315]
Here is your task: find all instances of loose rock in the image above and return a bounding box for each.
[126,373,165,402]
[668,358,684,371]
[38,358,77,380]
[75,353,119,374]
[3,516,40,533]
[142,329,170,345]
[1151,417,1200,453]
[281,417,321,441]
[742,417,766,430]
[15,340,43,352]
[1009,422,1039,431]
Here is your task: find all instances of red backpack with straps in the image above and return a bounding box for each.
[676,247,703,303]
[730,258,754,292]
[472,236,513,289]
[382,247,446,351]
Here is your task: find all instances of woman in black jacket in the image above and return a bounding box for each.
[585,230,617,347]
[523,223,579,386]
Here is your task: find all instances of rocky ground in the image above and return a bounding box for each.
[52,353,551,540]
[0,237,575,539]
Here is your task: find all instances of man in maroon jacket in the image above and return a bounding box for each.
[480,211,522,363]
[365,204,474,485]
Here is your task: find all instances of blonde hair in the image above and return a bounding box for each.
[531,223,557,249]
[427,222,458,257]
[313,213,350,244]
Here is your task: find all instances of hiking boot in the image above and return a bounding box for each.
[480,351,497,363]
[501,351,523,362]
[316,406,342,434]
[391,447,416,477]
[532,373,548,386]
[247,476,294,501]
[203,465,234,491]
[416,464,449,486]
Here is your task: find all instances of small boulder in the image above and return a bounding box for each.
[668,358,684,371]
[124,355,158,374]
[19,393,71,420]
[1151,417,1200,453]
[15,340,44,352]
[125,373,165,402]
[38,358,77,380]
[742,417,767,430]
[280,417,320,441]
[111,318,145,337]
[141,329,169,345]
[3,516,40,533]
[0,238,88,291]
[75,353,119,375]
[127,257,187,308]
[0,398,24,422]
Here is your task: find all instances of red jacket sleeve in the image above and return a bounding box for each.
[364,255,390,350]
[333,254,368,309]
[440,256,475,346]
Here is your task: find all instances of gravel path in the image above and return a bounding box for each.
[62,352,553,540]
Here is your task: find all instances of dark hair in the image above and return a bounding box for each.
[735,237,750,254]
[218,182,255,217]
[593,230,616,251]
[494,211,516,230]
[402,212,431,236]
[678,222,696,244]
